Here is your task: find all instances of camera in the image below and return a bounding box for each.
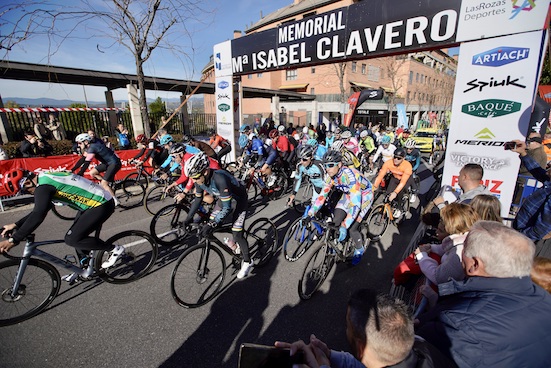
[239,343,305,368]
[504,142,516,150]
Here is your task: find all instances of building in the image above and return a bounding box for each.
[204,0,457,130]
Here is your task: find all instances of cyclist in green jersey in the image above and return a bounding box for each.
[0,170,123,269]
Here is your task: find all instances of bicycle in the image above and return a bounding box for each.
[170,218,278,308]
[143,175,182,216]
[51,201,79,221]
[366,191,411,239]
[241,164,289,201]
[0,229,158,326]
[292,178,314,215]
[298,221,367,300]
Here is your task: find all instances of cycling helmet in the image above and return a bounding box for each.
[302,127,309,134]
[381,135,391,144]
[334,127,342,134]
[3,169,32,195]
[298,144,316,160]
[239,124,251,133]
[184,152,210,178]
[277,125,286,133]
[322,149,343,164]
[265,138,273,146]
[403,129,411,134]
[135,134,147,143]
[306,138,318,147]
[394,147,406,158]
[159,134,174,145]
[75,133,91,143]
[268,129,278,139]
[207,128,216,136]
[405,138,416,149]
[341,130,352,139]
[331,140,344,151]
[181,135,192,144]
[359,130,368,138]
[238,134,249,149]
[169,143,186,156]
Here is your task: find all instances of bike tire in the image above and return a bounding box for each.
[143,185,173,216]
[51,202,79,221]
[170,242,226,308]
[124,171,149,188]
[0,258,61,326]
[396,195,410,225]
[224,162,240,177]
[298,245,335,300]
[293,181,313,215]
[366,204,390,238]
[246,218,278,267]
[116,179,145,209]
[269,171,289,200]
[283,217,316,262]
[95,230,158,284]
[150,204,190,246]
[246,179,259,201]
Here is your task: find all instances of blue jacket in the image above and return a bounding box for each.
[417,276,551,368]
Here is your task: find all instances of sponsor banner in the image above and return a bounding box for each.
[396,104,408,128]
[0,150,152,198]
[230,0,462,75]
[343,92,360,127]
[456,0,549,42]
[443,30,546,217]
[213,40,233,77]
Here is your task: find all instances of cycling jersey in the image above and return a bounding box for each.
[133,138,162,162]
[373,159,413,194]
[311,167,373,229]
[342,137,360,155]
[209,134,229,149]
[292,160,325,195]
[359,136,376,154]
[246,137,277,167]
[175,153,221,190]
[314,144,328,161]
[372,144,397,163]
[39,172,112,210]
[160,155,181,174]
[85,141,120,166]
[405,148,421,171]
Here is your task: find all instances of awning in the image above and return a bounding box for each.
[381,86,395,93]
[349,81,372,88]
[279,83,308,90]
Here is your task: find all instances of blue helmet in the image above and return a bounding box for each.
[239,124,251,133]
[306,138,318,147]
[381,135,391,144]
[159,134,173,145]
[238,134,249,149]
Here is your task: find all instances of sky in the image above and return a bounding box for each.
[1,0,292,103]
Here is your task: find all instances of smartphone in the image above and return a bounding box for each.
[504,141,516,150]
[238,343,305,368]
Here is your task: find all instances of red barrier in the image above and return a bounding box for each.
[0,149,149,197]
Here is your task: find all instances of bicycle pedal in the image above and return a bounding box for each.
[63,254,78,265]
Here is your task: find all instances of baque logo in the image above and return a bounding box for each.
[510,0,536,19]
[464,75,525,93]
[462,99,521,118]
[474,128,495,140]
[472,47,530,67]
[217,103,230,112]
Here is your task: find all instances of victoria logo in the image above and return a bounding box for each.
[462,99,521,118]
[217,103,230,112]
[218,81,229,89]
[464,75,525,93]
[472,47,530,67]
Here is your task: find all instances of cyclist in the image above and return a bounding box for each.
[370,135,396,172]
[372,148,413,218]
[0,170,124,272]
[307,150,373,265]
[156,134,181,179]
[183,152,253,279]
[182,134,217,159]
[341,130,360,155]
[358,130,376,156]
[396,129,412,148]
[208,128,232,162]
[332,140,361,170]
[242,132,279,187]
[404,138,421,202]
[71,133,122,206]
[287,144,326,209]
[132,133,168,169]
[307,138,327,161]
[271,127,295,174]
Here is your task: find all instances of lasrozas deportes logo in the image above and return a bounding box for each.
[461,99,521,118]
[472,47,529,67]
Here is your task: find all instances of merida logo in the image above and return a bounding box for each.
[474,128,495,139]
[462,99,521,118]
[218,103,230,112]
[472,47,530,67]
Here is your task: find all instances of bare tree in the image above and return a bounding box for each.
[382,56,407,128]
[1,0,213,135]
[332,62,348,104]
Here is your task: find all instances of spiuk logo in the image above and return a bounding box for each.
[510,0,536,19]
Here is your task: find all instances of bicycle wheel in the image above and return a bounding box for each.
[144,185,173,216]
[247,218,278,267]
[0,258,61,326]
[224,162,240,177]
[283,217,316,262]
[124,171,149,188]
[116,179,145,209]
[298,245,335,300]
[366,204,390,238]
[269,171,289,200]
[170,242,226,308]
[51,202,79,221]
[293,181,313,215]
[150,204,190,246]
[396,195,410,225]
[95,230,158,284]
[245,179,259,201]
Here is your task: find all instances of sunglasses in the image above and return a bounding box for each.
[324,162,339,168]
[394,156,404,160]
[300,157,311,161]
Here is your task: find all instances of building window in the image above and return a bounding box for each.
[416,73,419,83]
[248,74,253,80]
[257,73,263,78]
[407,91,410,102]
[367,65,380,81]
[311,67,315,74]
[409,71,413,84]
[352,62,357,73]
[286,69,298,81]
[310,88,315,95]
[361,64,366,74]
[303,11,316,18]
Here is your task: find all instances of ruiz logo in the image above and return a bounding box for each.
[510,0,536,19]
[472,47,530,67]
[218,81,229,89]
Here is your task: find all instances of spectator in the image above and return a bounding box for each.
[469,194,502,222]
[33,117,52,140]
[0,141,8,160]
[47,113,66,140]
[531,257,551,293]
[416,221,551,368]
[276,289,456,368]
[543,130,551,163]
[115,123,131,150]
[317,122,327,144]
[35,138,53,156]
[519,132,547,175]
[102,136,114,151]
[511,140,551,259]
[18,131,40,158]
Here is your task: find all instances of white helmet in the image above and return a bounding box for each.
[75,133,91,143]
[405,138,416,149]
[302,127,309,134]
[184,152,210,178]
[359,130,368,138]
[277,125,286,132]
[341,130,352,139]
[331,140,344,151]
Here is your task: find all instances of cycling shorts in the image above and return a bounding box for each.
[95,162,122,182]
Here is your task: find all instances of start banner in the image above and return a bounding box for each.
[0,149,151,198]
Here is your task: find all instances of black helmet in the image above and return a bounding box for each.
[181,135,192,144]
[207,128,216,136]
[298,144,316,160]
[169,143,186,155]
[394,147,406,158]
[322,149,342,164]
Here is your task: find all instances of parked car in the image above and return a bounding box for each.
[412,128,438,153]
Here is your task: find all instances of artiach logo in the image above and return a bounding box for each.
[472,47,529,67]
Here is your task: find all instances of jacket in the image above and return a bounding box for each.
[416,276,551,368]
